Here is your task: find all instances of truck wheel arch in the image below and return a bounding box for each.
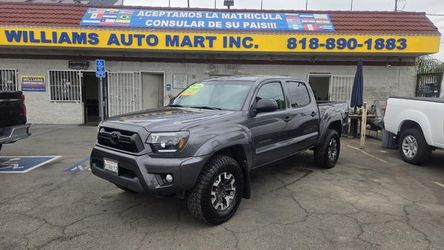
[212,145,251,199]
[398,120,430,145]
[399,120,422,134]
[317,120,342,145]
[197,144,252,199]
[328,120,343,137]
[396,110,433,146]
[193,129,252,199]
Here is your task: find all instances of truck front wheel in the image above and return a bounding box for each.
[314,129,340,169]
[399,128,431,165]
[186,155,244,225]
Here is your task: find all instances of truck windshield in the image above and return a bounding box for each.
[171,81,253,111]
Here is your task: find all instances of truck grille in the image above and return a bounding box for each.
[97,127,144,153]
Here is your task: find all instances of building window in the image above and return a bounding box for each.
[49,70,81,102]
[0,69,17,91]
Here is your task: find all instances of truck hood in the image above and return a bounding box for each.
[103,107,238,132]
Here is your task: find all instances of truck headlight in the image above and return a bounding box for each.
[146,131,189,153]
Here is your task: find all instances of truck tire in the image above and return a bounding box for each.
[399,128,431,165]
[314,129,340,169]
[186,155,244,225]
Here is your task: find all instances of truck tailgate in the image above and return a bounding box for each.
[0,91,26,128]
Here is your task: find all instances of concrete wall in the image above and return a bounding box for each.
[440,76,444,99]
[0,58,417,124]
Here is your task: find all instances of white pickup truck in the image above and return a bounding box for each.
[384,97,444,165]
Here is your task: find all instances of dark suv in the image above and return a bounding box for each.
[91,76,348,224]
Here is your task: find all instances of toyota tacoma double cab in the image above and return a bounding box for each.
[0,91,31,151]
[384,97,444,164]
[91,76,348,224]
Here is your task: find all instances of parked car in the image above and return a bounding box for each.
[384,97,444,164]
[90,76,348,224]
[0,91,31,151]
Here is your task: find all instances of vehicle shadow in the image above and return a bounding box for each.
[249,151,315,193]
[100,151,318,227]
[386,147,444,170]
[422,150,444,169]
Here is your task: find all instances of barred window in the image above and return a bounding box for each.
[49,70,81,101]
[0,69,17,91]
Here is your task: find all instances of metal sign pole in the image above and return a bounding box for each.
[99,77,104,121]
[96,59,106,122]
[360,102,368,149]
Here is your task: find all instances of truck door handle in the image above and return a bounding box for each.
[311,112,317,117]
[284,116,292,122]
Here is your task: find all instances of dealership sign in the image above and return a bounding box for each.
[0,27,440,54]
[21,75,45,92]
[80,8,335,32]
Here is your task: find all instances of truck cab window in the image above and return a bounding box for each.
[256,82,286,110]
[285,81,311,108]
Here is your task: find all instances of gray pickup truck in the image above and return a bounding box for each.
[0,91,31,151]
[91,76,348,224]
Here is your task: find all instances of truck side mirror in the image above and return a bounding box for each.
[168,97,176,105]
[255,99,278,113]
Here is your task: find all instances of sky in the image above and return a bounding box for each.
[123,0,444,60]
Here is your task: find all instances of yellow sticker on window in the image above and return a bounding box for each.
[180,83,204,96]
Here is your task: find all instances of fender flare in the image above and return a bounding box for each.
[397,110,433,145]
[195,127,253,199]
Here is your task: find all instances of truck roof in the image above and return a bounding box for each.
[205,75,300,83]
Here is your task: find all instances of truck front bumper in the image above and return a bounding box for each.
[0,124,31,144]
[90,146,209,196]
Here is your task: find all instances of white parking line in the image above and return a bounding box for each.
[345,144,389,164]
[434,182,444,189]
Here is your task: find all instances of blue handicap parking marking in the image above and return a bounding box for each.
[65,157,90,173]
[0,156,61,174]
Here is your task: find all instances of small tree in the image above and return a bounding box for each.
[416,56,444,74]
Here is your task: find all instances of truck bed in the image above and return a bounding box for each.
[0,91,27,128]
[384,97,444,150]
[390,96,444,104]
[316,101,349,144]
[317,101,349,118]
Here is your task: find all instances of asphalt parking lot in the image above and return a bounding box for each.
[1,125,443,250]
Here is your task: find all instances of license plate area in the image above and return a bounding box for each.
[103,158,118,175]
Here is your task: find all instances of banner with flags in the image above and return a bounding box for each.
[80,8,335,32]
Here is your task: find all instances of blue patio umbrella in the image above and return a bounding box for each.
[351,61,364,111]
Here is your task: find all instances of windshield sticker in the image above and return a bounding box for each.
[181,83,204,96]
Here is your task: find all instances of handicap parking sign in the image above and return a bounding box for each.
[0,156,61,173]
[96,59,106,78]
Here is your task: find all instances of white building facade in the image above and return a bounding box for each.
[0,3,440,124]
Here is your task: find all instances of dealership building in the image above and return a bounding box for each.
[0,2,440,124]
